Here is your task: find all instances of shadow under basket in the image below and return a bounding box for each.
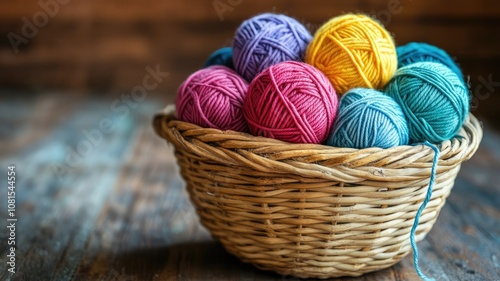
[153,109,482,279]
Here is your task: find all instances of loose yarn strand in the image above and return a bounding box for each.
[410,141,439,281]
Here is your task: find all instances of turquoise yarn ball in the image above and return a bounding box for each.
[204,47,234,69]
[326,88,409,149]
[397,42,463,81]
[384,61,470,143]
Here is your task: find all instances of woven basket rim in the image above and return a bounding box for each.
[153,105,482,167]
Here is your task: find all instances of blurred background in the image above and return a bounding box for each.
[0,0,499,127]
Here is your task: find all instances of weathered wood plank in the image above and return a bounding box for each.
[0,94,85,157]
[1,0,499,116]
[0,96,164,280]
[1,19,498,64]
[72,125,210,280]
[1,0,499,21]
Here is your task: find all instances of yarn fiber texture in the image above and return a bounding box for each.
[326,88,409,149]
[305,14,397,95]
[204,47,234,69]
[176,65,248,132]
[397,42,463,81]
[233,13,312,82]
[410,141,439,281]
[384,61,469,143]
[243,61,338,144]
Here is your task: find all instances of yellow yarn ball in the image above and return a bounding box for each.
[305,14,397,94]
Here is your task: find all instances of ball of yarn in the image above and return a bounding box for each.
[384,61,470,143]
[204,47,234,69]
[397,42,463,81]
[305,14,397,94]
[326,88,409,149]
[243,61,338,144]
[233,13,312,82]
[176,65,248,132]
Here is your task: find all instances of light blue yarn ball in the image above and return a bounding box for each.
[325,88,409,149]
[397,42,464,82]
[384,61,470,143]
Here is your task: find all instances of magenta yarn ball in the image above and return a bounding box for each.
[243,61,339,144]
[176,66,249,132]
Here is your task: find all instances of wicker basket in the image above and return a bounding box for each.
[153,107,482,279]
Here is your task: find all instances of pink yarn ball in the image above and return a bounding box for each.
[176,66,249,132]
[243,61,338,144]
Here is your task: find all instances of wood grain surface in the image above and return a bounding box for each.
[1,0,499,95]
[0,94,498,280]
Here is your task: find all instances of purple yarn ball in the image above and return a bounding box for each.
[233,13,312,82]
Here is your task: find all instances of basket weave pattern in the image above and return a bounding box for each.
[153,111,482,279]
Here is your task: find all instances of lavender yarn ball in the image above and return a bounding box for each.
[233,13,312,82]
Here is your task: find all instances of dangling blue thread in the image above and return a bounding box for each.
[410,141,439,281]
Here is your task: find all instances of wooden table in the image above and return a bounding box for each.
[1,94,499,281]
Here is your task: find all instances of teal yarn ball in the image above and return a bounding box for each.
[384,61,470,143]
[326,88,409,149]
[397,42,463,81]
[204,47,234,69]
